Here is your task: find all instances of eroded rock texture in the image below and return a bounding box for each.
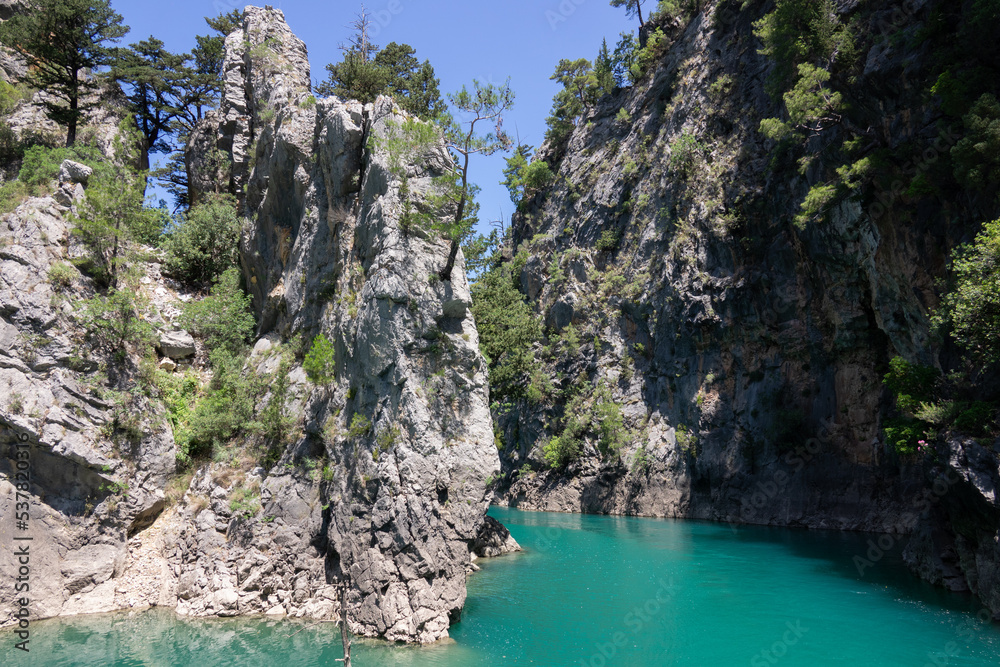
[181,7,499,642]
[0,168,176,624]
[492,0,1000,617]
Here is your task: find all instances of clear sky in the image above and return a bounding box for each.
[113,0,635,229]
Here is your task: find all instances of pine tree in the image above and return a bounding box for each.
[0,0,129,146]
[437,80,514,281]
[610,0,646,27]
[113,37,187,170]
[317,10,444,119]
[155,10,237,209]
[594,39,616,95]
[374,42,446,119]
[316,6,384,102]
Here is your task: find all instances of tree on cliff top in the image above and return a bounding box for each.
[0,0,129,146]
[113,36,186,170]
[317,8,445,119]
[610,0,646,28]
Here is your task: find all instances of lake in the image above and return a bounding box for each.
[3,507,998,666]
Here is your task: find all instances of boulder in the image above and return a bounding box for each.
[58,160,93,186]
[472,516,522,558]
[157,330,196,359]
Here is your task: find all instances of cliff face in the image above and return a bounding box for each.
[0,169,177,623]
[184,7,499,642]
[494,0,1000,616]
[1,6,499,643]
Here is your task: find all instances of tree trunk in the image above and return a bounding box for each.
[66,96,78,147]
[439,239,460,282]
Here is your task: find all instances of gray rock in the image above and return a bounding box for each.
[0,130,175,628]
[58,160,93,185]
[472,516,522,558]
[183,7,498,643]
[157,330,196,359]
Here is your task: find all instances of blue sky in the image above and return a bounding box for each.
[115,0,635,229]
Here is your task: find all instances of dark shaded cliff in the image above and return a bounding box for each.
[492,0,1000,617]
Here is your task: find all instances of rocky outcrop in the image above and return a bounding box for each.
[904,437,1000,615]
[472,516,521,558]
[492,0,1000,616]
[179,7,499,642]
[0,177,176,626]
[0,0,26,82]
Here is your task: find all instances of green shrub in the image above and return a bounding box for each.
[883,356,940,413]
[937,219,1000,364]
[668,131,704,175]
[794,182,837,230]
[952,93,1000,198]
[78,288,155,353]
[709,73,734,101]
[543,432,581,469]
[257,358,293,461]
[303,333,335,384]
[594,393,626,457]
[954,401,996,436]
[179,267,255,355]
[676,424,697,455]
[631,444,650,472]
[157,370,200,464]
[19,144,102,187]
[0,121,25,174]
[0,180,28,214]
[47,261,77,289]
[526,368,554,404]
[914,400,962,427]
[596,229,620,252]
[470,261,543,399]
[0,79,31,115]
[753,0,848,94]
[229,487,260,518]
[162,194,242,286]
[376,425,400,453]
[629,28,668,83]
[71,131,161,284]
[348,413,371,439]
[883,417,925,456]
[185,348,265,462]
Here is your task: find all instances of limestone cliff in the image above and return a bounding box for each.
[0,168,177,623]
[1,6,500,643]
[493,0,1000,617]
[180,7,499,642]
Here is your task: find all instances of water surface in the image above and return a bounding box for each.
[3,507,998,666]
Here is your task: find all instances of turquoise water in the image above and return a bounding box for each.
[3,507,999,666]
